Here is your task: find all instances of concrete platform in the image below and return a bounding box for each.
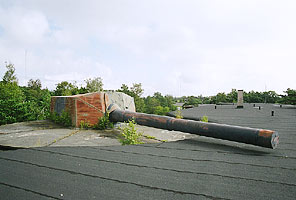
[0,120,196,148]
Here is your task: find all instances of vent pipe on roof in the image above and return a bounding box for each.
[237,90,244,108]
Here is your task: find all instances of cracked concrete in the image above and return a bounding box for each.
[0,120,197,148]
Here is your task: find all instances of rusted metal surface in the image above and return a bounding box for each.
[108,105,279,149]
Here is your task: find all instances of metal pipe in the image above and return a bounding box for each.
[108,104,279,149]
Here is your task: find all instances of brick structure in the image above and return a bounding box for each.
[50,92,108,127]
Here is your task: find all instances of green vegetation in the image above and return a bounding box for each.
[78,113,114,130]
[279,88,296,105]
[0,63,51,125]
[85,77,103,93]
[119,119,143,145]
[117,83,145,113]
[117,84,176,115]
[144,92,176,115]
[49,110,72,127]
[79,120,91,129]
[0,81,27,124]
[0,62,295,126]
[175,110,183,119]
[201,116,208,122]
[93,113,114,130]
[143,135,156,140]
[176,89,282,105]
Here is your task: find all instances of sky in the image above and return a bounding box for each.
[0,0,295,97]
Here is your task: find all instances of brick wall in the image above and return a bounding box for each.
[50,92,109,127]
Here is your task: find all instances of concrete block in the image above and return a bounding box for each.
[106,91,136,112]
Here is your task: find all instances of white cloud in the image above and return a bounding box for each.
[0,0,295,96]
[0,7,50,45]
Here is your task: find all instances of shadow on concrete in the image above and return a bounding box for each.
[176,138,272,155]
[0,145,24,151]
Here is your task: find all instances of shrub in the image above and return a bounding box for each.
[50,110,72,127]
[0,82,27,125]
[201,115,208,122]
[80,120,91,129]
[93,112,114,130]
[119,119,143,145]
[154,106,170,116]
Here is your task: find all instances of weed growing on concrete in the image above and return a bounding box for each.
[119,119,143,145]
[80,120,91,129]
[201,115,208,122]
[175,110,183,119]
[50,110,72,127]
[143,135,156,140]
[94,112,114,130]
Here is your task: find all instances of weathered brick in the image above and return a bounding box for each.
[50,92,108,127]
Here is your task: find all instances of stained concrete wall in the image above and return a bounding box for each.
[106,92,136,112]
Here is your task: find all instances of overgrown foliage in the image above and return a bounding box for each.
[49,110,72,127]
[53,81,79,96]
[0,64,51,125]
[175,89,282,105]
[2,63,18,84]
[21,80,51,121]
[0,82,26,124]
[85,77,103,93]
[79,120,91,129]
[117,83,145,112]
[117,84,177,115]
[144,92,176,115]
[119,119,143,145]
[93,113,114,130]
[279,88,296,105]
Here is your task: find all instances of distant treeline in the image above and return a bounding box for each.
[1,63,295,125]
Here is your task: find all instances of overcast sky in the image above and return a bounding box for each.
[0,0,295,97]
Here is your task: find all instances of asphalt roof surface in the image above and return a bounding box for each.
[1,103,296,199]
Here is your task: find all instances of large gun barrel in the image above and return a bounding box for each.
[108,104,279,149]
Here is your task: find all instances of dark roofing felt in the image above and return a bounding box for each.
[1,103,296,199]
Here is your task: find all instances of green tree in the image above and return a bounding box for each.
[164,95,177,111]
[144,96,160,114]
[130,83,144,97]
[117,83,145,112]
[22,79,51,120]
[280,88,296,105]
[263,91,280,103]
[0,82,27,125]
[2,63,18,84]
[85,77,103,92]
[154,106,170,115]
[28,79,42,90]
[54,81,78,96]
[226,89,237,103]
[215,92,227,104]
[185,96,202,107]
[244,91,264,103]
